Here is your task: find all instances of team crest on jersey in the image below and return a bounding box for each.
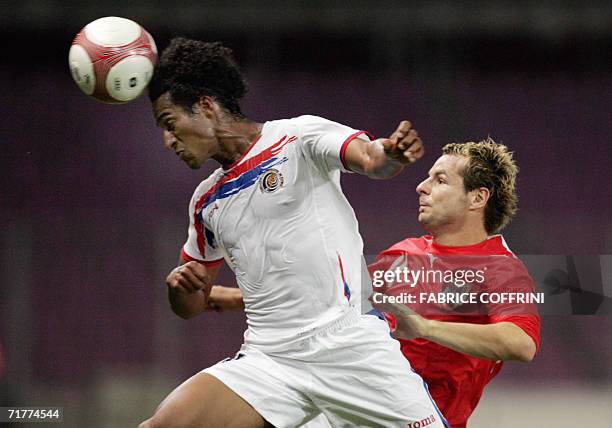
[259,168,284,193]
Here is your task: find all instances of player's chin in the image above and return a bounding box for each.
[184,157,202,169]
[417,214,434,230]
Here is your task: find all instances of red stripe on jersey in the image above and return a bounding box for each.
[337,253,346,281]
[224,134,263,170]
[337,253,351,301]
[339,130,374,171]
[194,222,206,259]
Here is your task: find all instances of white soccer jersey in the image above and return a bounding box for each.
[181,115,372,351]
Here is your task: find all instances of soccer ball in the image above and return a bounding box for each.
[68,16,157,104]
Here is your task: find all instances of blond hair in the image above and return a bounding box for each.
[442,138,518,233]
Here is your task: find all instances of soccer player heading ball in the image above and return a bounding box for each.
[139,38,447,428]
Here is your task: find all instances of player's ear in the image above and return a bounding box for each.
[469,187,490,210]
[196,96,216,117]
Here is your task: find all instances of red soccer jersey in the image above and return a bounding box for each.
[370,235,541,428]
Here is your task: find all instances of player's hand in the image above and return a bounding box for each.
[369,292,430,339]
[381,121,424,165]
[166,261,212,297]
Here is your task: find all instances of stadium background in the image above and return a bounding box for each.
[1,1,611,426]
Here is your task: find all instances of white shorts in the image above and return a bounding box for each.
[203,310,448,428]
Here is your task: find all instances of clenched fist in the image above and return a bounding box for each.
[166,261,213,297]
[381,120,424,164]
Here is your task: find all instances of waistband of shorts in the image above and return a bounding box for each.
[242,307,362,354]
[295,307,361,339]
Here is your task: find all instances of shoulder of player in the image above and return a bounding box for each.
[289,114,330,124]
[482,236,534,285]
[285,115,339,134]
[379,235,429,256]
[486,234,517,258]
[261,116,328,130]
[259,116,332,151]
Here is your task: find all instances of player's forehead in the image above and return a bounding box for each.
[428,154,468,177]
[153,93,180,124]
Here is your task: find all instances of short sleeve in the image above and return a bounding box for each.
[294,115,372,172]
[490,314,541,352]
[487,259,541,352]
[181,190,224,267]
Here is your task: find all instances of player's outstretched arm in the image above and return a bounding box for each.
[345,120,424,179]
[421,318,536,363]
[370,293,536,362]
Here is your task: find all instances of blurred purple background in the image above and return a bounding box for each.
[1,1,611,426]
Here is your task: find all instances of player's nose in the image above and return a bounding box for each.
[416,177,429,194]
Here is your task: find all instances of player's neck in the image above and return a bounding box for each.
[431,225,488,247]
[213,119,263,166]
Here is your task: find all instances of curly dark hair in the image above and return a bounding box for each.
[442,138,519,234]
[148,37,247,117]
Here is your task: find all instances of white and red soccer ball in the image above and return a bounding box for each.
[68,16,157,104]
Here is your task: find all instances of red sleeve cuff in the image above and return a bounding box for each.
[180,248,224,267]
[340,130,375,171]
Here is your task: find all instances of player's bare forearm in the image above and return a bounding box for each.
[370,293,536,362]
[168,286,242,318]
[168,287,210,319]
[348,139,407,179]
[209,285,244,311]
[422,320,536,362]
[345,121,424,179]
